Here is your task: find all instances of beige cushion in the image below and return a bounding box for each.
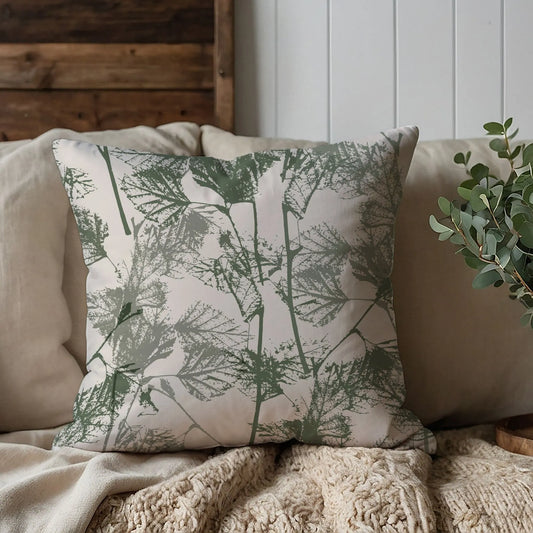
[201,127,533,427]
[200,125,323,159]
[0,122,200,431]
[395,138,533,426]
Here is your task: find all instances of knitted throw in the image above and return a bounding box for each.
[87,426,533,532]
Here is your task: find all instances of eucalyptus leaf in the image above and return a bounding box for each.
[457,178,477,201]
[519,221,533,248]
[438,230,454,241]
[510,145,522,160]
[496,246,511,268]
[429,215,453,234]
[438,196,452,216]
[523,143,533,167]
[454,152,466,165]
[450,233,466,245]
[470,185,489,212]
[482,232,497,257]
[483,122,504,135]
[472,267,501,289]
[489,138,507,152]
[470,163,490,182]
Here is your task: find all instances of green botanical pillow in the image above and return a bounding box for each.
[52,127,435,453]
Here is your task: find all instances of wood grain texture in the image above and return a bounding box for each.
[0,0,214,43]
[0,90,214,141]
[496,414,533,456]
[214,0,234,131]
[0,0,234,139]
[0,44,213,90]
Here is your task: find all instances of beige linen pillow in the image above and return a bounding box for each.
[200,127,533,428]
[0,122,200,432]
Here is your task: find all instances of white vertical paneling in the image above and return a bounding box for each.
[276,0,329,141]
[397,0,454,140]
[234,0,533,142]
[505,0,533,138]
[456,0,502,138]
[329,0,395,142]
[235,0,277,137]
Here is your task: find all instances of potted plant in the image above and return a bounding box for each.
[430,118,533,455]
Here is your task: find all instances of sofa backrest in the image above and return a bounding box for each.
[394,139,533,426]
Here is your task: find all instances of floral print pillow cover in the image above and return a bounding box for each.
[52,126,435,453]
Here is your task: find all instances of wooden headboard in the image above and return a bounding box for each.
[0,0,234,140]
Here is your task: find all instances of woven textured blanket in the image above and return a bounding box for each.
[87,426,533,532]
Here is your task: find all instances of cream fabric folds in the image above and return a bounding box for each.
[0,123,201,432]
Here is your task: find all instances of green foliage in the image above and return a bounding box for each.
[175,302,247,350]
[72,206,110,266]
[61,166,94,201]
[121,158,193,227]
[430,118,533,328]
[177,341,235,401]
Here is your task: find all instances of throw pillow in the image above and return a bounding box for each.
[0,123,201,432]
[52,126,435,452]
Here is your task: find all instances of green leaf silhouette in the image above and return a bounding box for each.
[54,363,137,449]
[292,264,348,326]
[191,255,263,322]
[349,226,394,300]
[112,315,176,369]
[175,302,247,350]
[257,360,363,445]
[121,158,192,227]
[188,151,281,204]
[177,342,234,401]
[139,386,159,415]
[72,206,109,266]
[298,223,351,267]
[159,378,176,400]
[232,347,300,403]
[356,339,404,410]
[281,147,336,219]
[61,166,94,201]
[115,424,186,453]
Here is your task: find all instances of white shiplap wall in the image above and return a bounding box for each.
[235,0,531,142]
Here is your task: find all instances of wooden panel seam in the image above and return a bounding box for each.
[0,89,215,141]
[214,0,235,132]
[0,43,214,90]
[0,0,214,44]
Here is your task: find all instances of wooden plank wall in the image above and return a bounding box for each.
[0,0,233,140]
[235,0,532,141]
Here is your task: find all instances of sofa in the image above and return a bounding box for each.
[0,123,532,533]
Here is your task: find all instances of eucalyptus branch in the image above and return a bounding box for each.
[431,117,533,329]
[503,127,517,180]
[512,268,533,297]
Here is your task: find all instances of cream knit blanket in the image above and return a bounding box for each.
[87,426,533,533]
